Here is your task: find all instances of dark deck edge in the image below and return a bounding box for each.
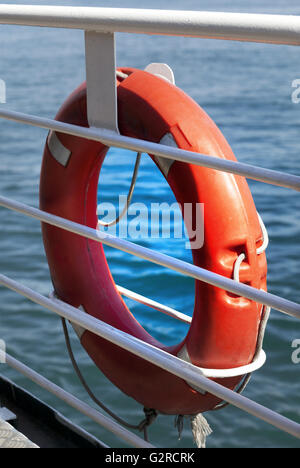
[0,374,108,448]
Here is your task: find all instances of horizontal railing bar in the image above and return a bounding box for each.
[0,194,299,320]
[0,109,299,192]
[117,285,192,324]
[0,274,299,440]
[0,351,153,448]
[1,6,300,46]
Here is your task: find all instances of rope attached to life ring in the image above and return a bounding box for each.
[61,317,157,443]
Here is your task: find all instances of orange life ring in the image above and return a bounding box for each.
[40,68,267,415]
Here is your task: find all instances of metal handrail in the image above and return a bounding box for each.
[1,5,300,46]
[0,109,299,192]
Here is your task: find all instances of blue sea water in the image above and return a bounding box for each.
[0,0,299,448]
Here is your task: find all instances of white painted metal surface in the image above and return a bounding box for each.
[177,343,265,389]
[0,274,299,440]
[144,63,175,85]
[0,194,299,319]
[1,6,300,46]
[0,109,300,192]
[85,31,119,132]
[0,407,15,423]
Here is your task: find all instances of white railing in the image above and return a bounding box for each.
[0,5,299,448]
[1,5,300,45]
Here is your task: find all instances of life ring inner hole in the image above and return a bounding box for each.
[97,146,194,346]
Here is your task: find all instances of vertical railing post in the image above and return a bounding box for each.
[84,31,119,133]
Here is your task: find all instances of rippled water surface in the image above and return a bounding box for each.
[0,0,299,448]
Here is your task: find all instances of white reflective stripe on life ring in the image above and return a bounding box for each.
[154,133,177,177]
[47,131,71,167]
